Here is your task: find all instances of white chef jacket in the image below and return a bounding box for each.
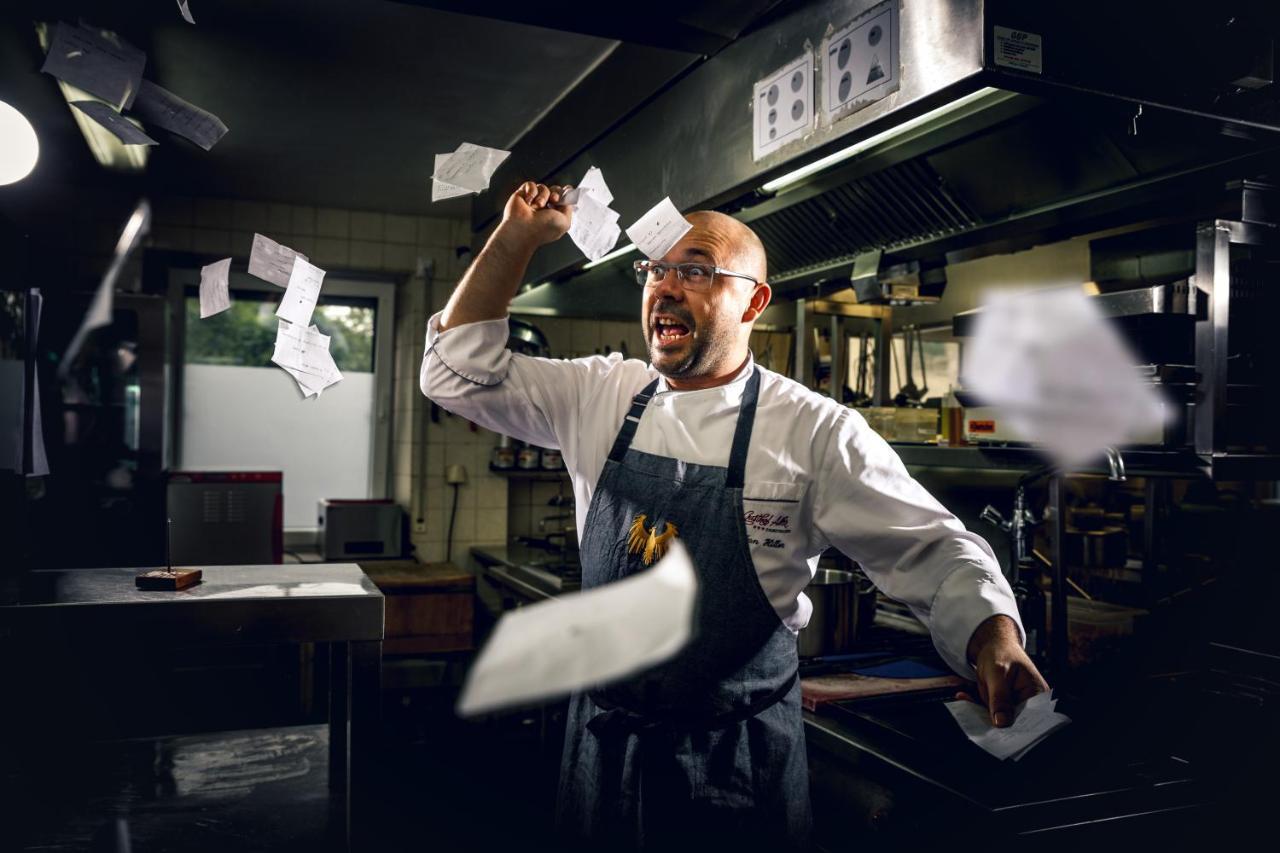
[421,313,1023,678]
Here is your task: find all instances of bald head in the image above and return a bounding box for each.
[683,211,768,283]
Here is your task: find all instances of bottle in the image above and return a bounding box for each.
[940,386,965,446]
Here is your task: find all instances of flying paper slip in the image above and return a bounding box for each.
[276,256,326,327]
[272,321,341,398]
[961,287,1168,468]
[130,79,227,151]
[569,191,622,262]
[41,21,146,110]
[70,101,157,146]
[944,690,1070,761]
[625,197,693,260]
[562,165,613,206]
[431,154,472,202]
[432,142,510,198]
[248,233,308,288]
[198,258,231,318]
[457,541,698,717]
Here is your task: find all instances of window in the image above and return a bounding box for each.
[169,268,395,534]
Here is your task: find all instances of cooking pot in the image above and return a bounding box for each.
[797,560,877,658]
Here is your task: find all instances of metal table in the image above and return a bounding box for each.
[0,564,384,851]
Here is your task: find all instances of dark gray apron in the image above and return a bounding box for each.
[556,368,811,851]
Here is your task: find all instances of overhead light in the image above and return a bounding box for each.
[34,21,147,173]
[0,101,39,185]
[582,242,637,270]
[761,87,1008,193]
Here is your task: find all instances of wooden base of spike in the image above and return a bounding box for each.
[135,568,203,590]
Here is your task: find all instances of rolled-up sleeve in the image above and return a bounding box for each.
[813,409,1024,678]
[420,311,621,450]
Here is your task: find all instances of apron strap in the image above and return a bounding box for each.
[608,367,761,478]
[725,368,761,490]
[607,378,661,463]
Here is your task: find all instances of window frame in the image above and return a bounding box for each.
[166,266,397,538]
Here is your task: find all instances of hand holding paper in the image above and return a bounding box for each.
[457,541,698,717]
[945,690,1070,761]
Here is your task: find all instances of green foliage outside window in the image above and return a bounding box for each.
[185,297,374,372]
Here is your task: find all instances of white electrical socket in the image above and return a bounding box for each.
[752,53,813,161]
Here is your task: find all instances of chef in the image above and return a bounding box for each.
[421,181,1049,850]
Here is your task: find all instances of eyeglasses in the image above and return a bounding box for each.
[632,260,761,293]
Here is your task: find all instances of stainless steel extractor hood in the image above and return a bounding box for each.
[504,0,1280,318]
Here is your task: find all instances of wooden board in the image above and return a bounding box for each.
[135,569,203,590]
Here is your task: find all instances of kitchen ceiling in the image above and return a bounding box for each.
[0,0,755,222]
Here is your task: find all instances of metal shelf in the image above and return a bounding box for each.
[488,466,570,481]
[889,444,1211,478]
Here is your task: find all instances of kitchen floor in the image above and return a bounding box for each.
[5,690,563,852]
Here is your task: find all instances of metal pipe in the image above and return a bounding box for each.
[1048,476,1069,679]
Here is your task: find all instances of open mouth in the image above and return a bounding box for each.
[652,317,691,346]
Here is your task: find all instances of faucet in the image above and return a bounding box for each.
[1104,447,1126,482]
[981,483,1038,570]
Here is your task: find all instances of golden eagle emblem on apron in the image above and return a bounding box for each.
[626,514,679,565]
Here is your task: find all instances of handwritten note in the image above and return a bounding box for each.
[41,21,147,110]
[431,154,473,202]
[457,541,698,717]
[432,142,510,196]
[247,233,308,288]
[130,79,227,151]
[272,322,342,397]
[569,191,621,262]
[70,101,157,146]
[198,258,232,318]
[625,197,692,260]
[275,256,326,327]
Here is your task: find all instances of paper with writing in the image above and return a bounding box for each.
[562,165,613,207]
[198,258,232,318]
[272,322,342,398]
[944,690,1070,761]
[431,154,472,202]
[625,197,693,260]
[71,101,157,146]
[130,79,227,151]
[41,21,147,110]
[962,287,1168,468]
[432,142,510,194]
[247,233,308,288]
[568,191,622,262]
[457,541,698,717]
[275,256,326,327]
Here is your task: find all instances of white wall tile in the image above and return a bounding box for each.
[312,237,349,267]
[418,217,453,249]
[192,229,232,255]
[385,214,416,244]
[194,198,232,229]
[316,208,350,238]
[292,206,317,235]
[349,239,382,270]
[383,243,416,272]
[232,200,270,231]
[350,211,385,241]
[268,203,293,233]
